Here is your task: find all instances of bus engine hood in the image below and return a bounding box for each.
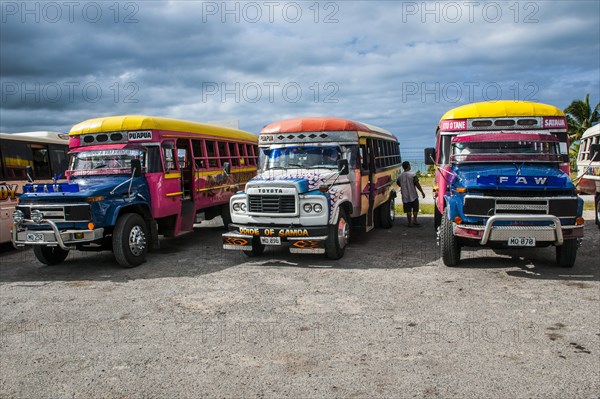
[453,164,574,191]
[249,169,341,194]
[20,176,144,201]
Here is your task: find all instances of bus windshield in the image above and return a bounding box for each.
[259,145,340,170]
[69,149,145,176]
[451,141,561,163]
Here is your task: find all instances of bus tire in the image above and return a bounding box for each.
[243,237,265,257]
[33,245,69,265]
[325,209,350,260]
[596,193,600,229]
[434,205,442,230]
[113,213,148,268]
[556,239,577,268]
[221,204,232,228]
[379,197,395,229]
[440,208,460,267]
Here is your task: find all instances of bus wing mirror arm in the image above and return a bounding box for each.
[424,148,436,165]
[26,165,34,183]
[337,159,349,175]
[223,162,231,176]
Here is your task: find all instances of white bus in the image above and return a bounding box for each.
[576,124,600,227]
[0,132,69,244]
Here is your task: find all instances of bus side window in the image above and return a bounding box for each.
[192,139,205,168]
[162,142,176,172]
[0,140,32,179]
[49,144,68,178]
[217,141,228,168]
[205,141,217,168]
[147,146,162,173]
[229,142,240,166]
[359,144,368,170]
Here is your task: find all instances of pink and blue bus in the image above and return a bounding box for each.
[12,116,258,267]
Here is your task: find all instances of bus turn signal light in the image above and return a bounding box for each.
[576,217,584,225]
[88,223,95,230]
[454,216,463,224]
[456,187,466,193]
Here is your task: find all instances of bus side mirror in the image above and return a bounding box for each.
[26,165,34,182]
[223,162,231,176]
[337,159,349,175]
[590,144,600,162]
[424,148,436,165]
[131,159,142,177]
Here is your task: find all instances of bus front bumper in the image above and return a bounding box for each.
[222,224,329,254]
[453,215,584,246]
[12,219,104,250]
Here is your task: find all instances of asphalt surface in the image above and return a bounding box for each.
[0,214,599,398]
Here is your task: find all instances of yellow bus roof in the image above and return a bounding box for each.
[440,101,565,121]
[69,115,257,142]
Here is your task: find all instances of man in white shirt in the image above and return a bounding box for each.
[397,161,425,227]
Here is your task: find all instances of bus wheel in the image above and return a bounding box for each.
[221,204,232,227]
[440,208,461,267]
[595,194,599,229]
[33,245,69,265]
[379,197,395,229]
[243,237,265,257]
[434,205,442,230]
[325,209,350,260]
[113,213,148,268]
[556,239,577,268]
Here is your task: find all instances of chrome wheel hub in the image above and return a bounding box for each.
[129,225,146,256]
[337,217,349,248]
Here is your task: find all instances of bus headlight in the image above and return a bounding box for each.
[303,204,313,213]
[31,210,44,224]
[232,202,246,213]
[313,204,323,213]
[12,210,24,224]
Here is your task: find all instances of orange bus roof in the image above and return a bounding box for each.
[69,115,257,142]
[440,101,565,121]
[260,117,394,138]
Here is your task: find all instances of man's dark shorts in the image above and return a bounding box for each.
[403,199,419,213]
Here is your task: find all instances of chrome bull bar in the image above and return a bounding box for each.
[478,214,564,246]
[12,218,103,251]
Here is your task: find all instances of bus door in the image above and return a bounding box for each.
[176,139,194,232]
[366,138,376,232]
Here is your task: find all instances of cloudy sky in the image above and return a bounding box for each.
[1,0,599,151]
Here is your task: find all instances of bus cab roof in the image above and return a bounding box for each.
[260,117,394,138]
[440,101,565,121]
[69,115,257,142]
[581,124,600,140]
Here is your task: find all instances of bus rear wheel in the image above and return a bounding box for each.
[113,213,148,268]
[33,245,69,265]
[378,197,395,229]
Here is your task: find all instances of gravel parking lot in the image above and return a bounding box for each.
[1,214,598,398]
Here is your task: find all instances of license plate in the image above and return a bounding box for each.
[508,237,536,247]
[260,236,281,245]
[26,233,44,242]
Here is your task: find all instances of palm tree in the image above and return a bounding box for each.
[564,94,599,142]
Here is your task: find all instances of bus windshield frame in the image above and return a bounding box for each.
[450,140,562,163]
[259,145,341,171]
[68,149,146,177]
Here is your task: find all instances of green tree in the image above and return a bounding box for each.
[564,94,599,142]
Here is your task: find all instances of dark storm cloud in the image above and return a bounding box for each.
[1,0,599,147]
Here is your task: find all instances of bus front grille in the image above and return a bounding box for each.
[248,195,296,214]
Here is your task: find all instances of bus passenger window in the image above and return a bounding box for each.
[162,142,176,172]
[147,146,162,173]
[192,140,205,168]
[217,141,228,167]
[206,141,217,167]
[0,140,32,179]
[229,143,239,166]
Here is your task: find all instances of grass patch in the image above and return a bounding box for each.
[395,203,435,215]
[583,201,595,211]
